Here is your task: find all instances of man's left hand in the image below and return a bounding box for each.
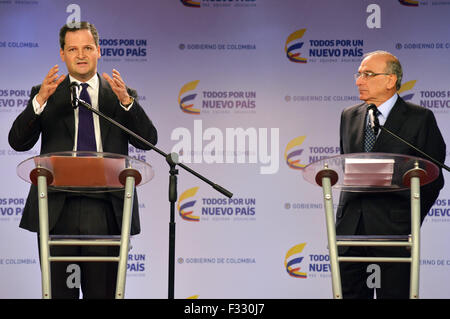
[103,69,133,106]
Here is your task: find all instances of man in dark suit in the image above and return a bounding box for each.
[8,22,157,298]
[337,50,445,298]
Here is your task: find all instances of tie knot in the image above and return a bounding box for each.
[81,83,89,90]
[367,104,381,117]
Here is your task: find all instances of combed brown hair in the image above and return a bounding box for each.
[59,21,99,49]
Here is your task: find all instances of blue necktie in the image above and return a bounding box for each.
[364,108,380,152]
[77,83,96,151]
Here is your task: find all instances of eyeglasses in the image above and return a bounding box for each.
[354,71,391,81]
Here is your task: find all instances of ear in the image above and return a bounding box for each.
[386,74,397,90]
[60,48,65,62]
[97,45,101,59]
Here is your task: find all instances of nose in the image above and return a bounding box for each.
[355,75,364,86]
[76,48,86,59]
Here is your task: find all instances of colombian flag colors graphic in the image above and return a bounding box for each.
[181,0,201,8]
[285,136,307,170]
[178,187,200,222]
[285,243,307,278]
[178,80,201,115]
[285,29,308,63]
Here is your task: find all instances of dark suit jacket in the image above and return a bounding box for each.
[337,96,445,241]
[8,75,157,235]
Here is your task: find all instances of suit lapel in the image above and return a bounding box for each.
[54,77,76,141]
[350,103,367,153]
[98,74,117,148]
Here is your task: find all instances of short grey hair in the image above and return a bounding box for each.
[363,50,403,90]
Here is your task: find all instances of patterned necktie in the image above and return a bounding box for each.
[364,108,380,152]
[76,83,96,151]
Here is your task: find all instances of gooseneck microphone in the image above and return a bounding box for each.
[69,82,80,109]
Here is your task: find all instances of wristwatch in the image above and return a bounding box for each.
[122,96,134,107]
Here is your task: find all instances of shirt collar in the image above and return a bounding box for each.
[376,93,398,120]
[68,74,99,90]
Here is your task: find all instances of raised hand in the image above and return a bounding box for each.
[36,65,66,106]
[102,69,133,106]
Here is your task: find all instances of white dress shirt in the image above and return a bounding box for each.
[366,93,398,137]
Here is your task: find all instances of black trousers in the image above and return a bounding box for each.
[339,216,411,299]
[38,196,120,299]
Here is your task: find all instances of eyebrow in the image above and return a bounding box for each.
[358,69,379,74]
[66,44,96,49]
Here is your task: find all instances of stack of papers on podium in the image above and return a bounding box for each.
[344,158,394,186]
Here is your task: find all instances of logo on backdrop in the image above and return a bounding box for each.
[0,41,38,49]
[284,243,332,279]
[0,197,26,223]
[285,29,308,63]
[0,257,37,266]
[99,38,148,62]
[128,145,149,162]
[284,94,359,104]
[284,136,340,171]
[284,136,307,170]
[177,81,257,115]
[178,187,200,222]
[398,0,419,6]
[179,80,201,115]
[425,199,450,224]
[396,80,450,114]
[178,256,256,265]
[284,243,307,278]
[397,80,417,101]
[178,187,256,222]
[0,88,30,113]
[181,0,201,8]
[127,252,147,275]
[398,0,450,7]
[180,0,257,8]
[285,28,364,64]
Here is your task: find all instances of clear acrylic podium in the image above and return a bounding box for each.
[17,151,154,299]
[302,153,439,299]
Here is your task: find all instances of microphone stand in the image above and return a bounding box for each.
[374,123,450,173]
[73,96,233,299]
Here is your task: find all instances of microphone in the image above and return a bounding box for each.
[69,82,80,109]
[367,103,379,136]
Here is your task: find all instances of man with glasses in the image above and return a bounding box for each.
[337,50,446,298]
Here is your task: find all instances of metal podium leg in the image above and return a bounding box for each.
[37,175,51,299]
[409,175,421,299]
[115,175,135,299]
[321,176,342,299]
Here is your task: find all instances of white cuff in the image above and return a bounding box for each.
[120,100,134,111]
[32,95,46,115]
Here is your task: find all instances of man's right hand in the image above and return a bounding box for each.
[36,65,66,106]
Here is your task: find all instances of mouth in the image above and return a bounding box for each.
[358,88,367,94]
